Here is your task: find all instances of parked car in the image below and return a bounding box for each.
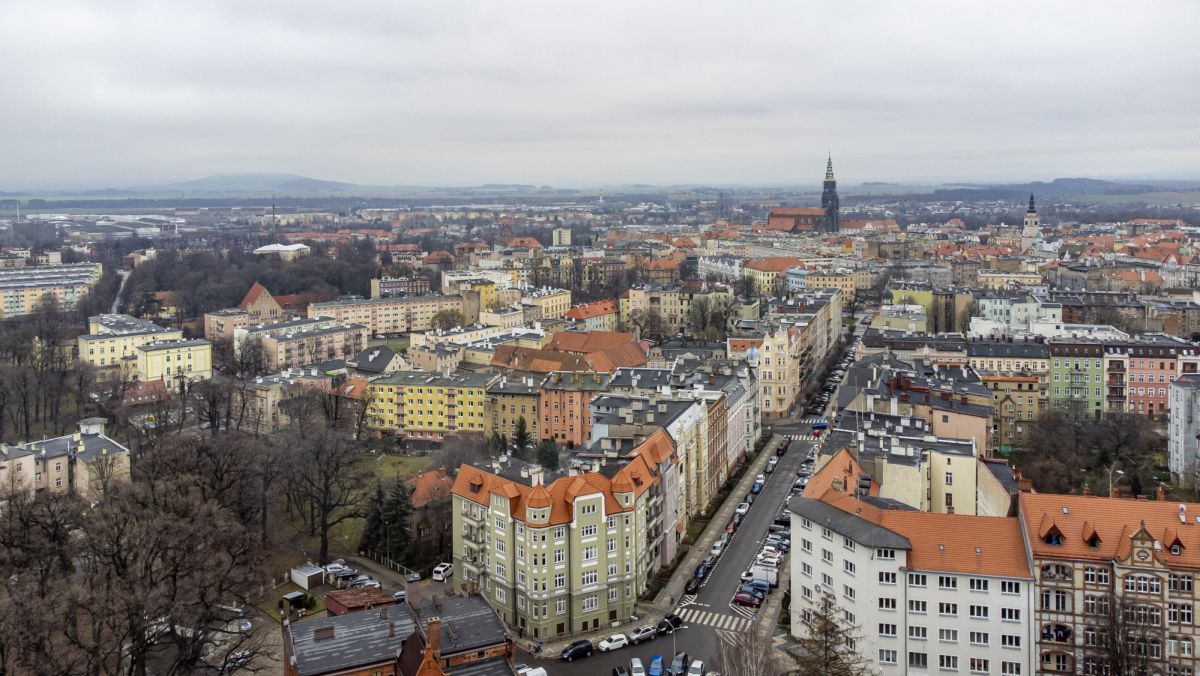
[684,577,703,594]
[755,474,766,484]
[598,634,629,652]
[732,592,763,607]
[333,568,359,580]
[741,579,771,594]
[612,668,630,676]
[775,442,788,456]
[693,562,710,579]
[743,492,756,505]
[686,660,706,676]
[432,562,453,581]
[404,571,421,583]
[628,625,656,645]
[648,655,665,676]
[750,482,763,495]
[734,502,750,516]
[630,657,647,676]
[392,589,407,603]
[656,613,683,635]
[561,639,594,661]
[710,540,725,557]
[667,652,691,676]
[724,519,738,535]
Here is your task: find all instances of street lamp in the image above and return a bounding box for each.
[671,624,690,661]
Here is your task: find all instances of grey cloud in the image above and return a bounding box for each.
[1,0,1198,188]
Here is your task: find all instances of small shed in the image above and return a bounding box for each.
[290,564,324,590]
[325,588,396,616]
[281,591,307,611]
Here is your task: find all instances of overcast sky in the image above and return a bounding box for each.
[2,0,1198,189]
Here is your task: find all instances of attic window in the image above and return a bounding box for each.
[1172,544,1182,555]
[1087,533,1101,549]
[1044,526,1064,546]
[469,481,482,494]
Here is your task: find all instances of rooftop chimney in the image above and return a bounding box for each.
[426,616,442,655]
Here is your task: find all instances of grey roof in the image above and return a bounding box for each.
[2,428,130,464]
[966,341,1050,359]
[416,595,509,657]
[137,339,210,352]
[85,313,176,337]
[982,459,1019,494]
[1174,373,1200,390]
[608,367,672,390]
[287,602,417,676]
[446,657,515,676]
[789,497,911,550]
[350,346,399,373]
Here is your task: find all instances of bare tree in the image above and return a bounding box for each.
[711,628,791,676]
[793,589,871,676]
[285,428,371,564]
[430,434,488,477]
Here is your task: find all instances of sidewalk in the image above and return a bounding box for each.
[650,434,784,614]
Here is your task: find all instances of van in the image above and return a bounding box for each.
[432,563,453,581]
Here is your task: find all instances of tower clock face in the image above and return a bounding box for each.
[1136,549,1150,561]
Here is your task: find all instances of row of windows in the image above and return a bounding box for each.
[888,652,1019,674]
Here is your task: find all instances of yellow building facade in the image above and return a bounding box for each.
[134,339,213,382]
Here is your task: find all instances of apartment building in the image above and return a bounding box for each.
[451,455,657,639]
[485,375,541,442]
[967,340,1051,386]
[79,314,183,368]
[135,339,212,382]
[743,257,802,295]
[369,275,431,298]
[409,343,463,374]
[622,284,735,336]
[0,418,131,501]
[564,299,619,332]
[790,489,1033,676]
[805,268,863,300]
[234,317,368,371]
[0,262,102,318]
[479,305,526,329]
[1020,492,1200,675]
[307,294,464,337]
[977,269,1043,290]
[1170,374,1200,489]
[982,373,1046,453]
[203,309,253,342]
[440,269,512,294]
[365,371,493,440]
[521,287,572,321]
[540,371,610,448]
[1049,342,1106,417]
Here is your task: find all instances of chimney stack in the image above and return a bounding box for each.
[426,616,442,655]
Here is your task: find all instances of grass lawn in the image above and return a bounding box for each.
[370,453,429,482]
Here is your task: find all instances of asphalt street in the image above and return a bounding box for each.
[531,436,818,676]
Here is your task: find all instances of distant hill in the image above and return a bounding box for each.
[162,173,355,194]
[915,177,1200,202]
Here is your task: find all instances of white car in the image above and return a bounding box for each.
[757,554,783,567]
[432,562,453,581]
[710,540,725,557]
[755,474,766,484]
[630,657,646,676]
[598,634,629,652]
[734,502,750,516]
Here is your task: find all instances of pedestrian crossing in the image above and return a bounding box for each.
[676,607,752,632]
[728,603,758,620]
[785,433,817,441]
[800,417,827,425]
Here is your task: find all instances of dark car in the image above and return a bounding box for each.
[732,592,763,607]
[775,442,788,456]
[656,613,684,635]
[750,482,763,495]
[667,651,691,676]
[736,585,766,601]
[561,639,594,661]
[693,562,709,579]
[725,519,738,535]
[684,577,703,594]
[613,668,631,676]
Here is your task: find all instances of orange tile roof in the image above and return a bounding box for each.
[802,448,879,499]
[817,489,1031,578]
[744,257,803,274]
[770,208,825,217]
[239,281,271,309]
[451,463,647,526]
[409,468,454,509]
[1021,492,1200,569]
[564,300,619,321]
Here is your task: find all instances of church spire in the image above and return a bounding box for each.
[825,154,835,181]
[1027,193,1037,214]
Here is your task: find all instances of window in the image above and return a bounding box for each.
[880,649,897,665]
[909,573,927,587]
[821,527,833,540]
[1084,567,1110,585]
[1171,574,1194,592]
[1001,580,1021,595]
[495,563,506,577]
[879,623,897,637]
[909,652,928,668]
[554,573,565,588]
[843,536,856,551]
[495,588,506,603]
[556,598,566,614]
[909,600,927,614]
[970,658,990,674]
[608,587,618,602]
[801,538,812,553]
[1002,634,1021,649]
[939,628,958,642]
[939,602,958,616]
[580,503,597,516]
[970,631,989,646]
[945,472,953,486]
[909,625,927,640]
[554,549,565,564]
[940,655,959,670]
[879,571,897,585]
[553,526,565,542]
[802,562,812,577]
[939,576,958,590]
[878,548,895,560]
[1001,662,1021,675]
[581,524,597,538]
[879,597,897,610]
[821,573,834,588]
[1001,607,1020,622]
[822,549,833,564]
[843,584,855,601]
[1169,603,1194,625]
[1125,574,1162,594]
[970,605,989,619]
[1084,595,1109,616]
[582,594,598,611]
[969,578,989,592]
[582,570,597,585]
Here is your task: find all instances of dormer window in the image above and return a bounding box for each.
[1087,534,1101,549]
[1172,544,1182,555]
[1044,525,1064,546]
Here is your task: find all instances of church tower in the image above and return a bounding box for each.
[821,155,840,233]
[1021,193,1041,254]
